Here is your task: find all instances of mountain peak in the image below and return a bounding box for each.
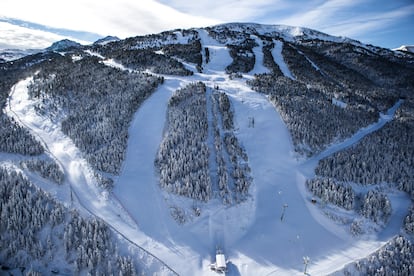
[394,45,414,53]
[93,36,120,45]
[206,22,355,44]
[46,39,82,52]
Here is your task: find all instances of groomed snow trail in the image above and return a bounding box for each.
[112,78,209,275]
[272,40,295,80]
[250,35,270,75]
[303,99,404,169]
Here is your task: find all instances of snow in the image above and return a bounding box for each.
[332,98,347,108]
[132,30,196,50]
[101,58,128,71]
[93,36,120,45]
[272,40,295,80]
[4,31,410,276]
[393,45,414,53]
[306,99,403,165]
[71,55,83,62]
[173,30,190,44]
[298,50,322,72]
[110,35,409,275]
[197,29,233,74]
[46,39,81,51]
[249,35,270,75]
[231,23,360,47]
[218,23,343,45]
[5,77,183,275]
[84,49,105,59]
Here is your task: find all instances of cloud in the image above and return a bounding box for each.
[156,0,287,22]
[279,0,369,29]
[0,17,102,42]
[322,4,414,38]
[0,21,88,49]
[0,0,218,38]
[276,0,414,45]
[0,0,412,49]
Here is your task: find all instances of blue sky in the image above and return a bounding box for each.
[1,0,413,49]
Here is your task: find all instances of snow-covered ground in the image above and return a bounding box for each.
[4,32,410,275]
[272,40,295,80]
[250,35,270,75]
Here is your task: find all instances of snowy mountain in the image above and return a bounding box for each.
[394,45,414,54]
[93,35,120,45]
[0,41,82,64]
[1,23,413,275]
[0,48,41,62]
[45,39,82,52]
[0,40,84,63]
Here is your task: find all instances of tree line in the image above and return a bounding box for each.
[0,167,140,275]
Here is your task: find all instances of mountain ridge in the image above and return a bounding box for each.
[394,45,414,53]
[2,22,412,63]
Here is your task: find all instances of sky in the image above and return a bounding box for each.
[0,0,413,50]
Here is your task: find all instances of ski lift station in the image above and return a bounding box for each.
[209,249,227,273]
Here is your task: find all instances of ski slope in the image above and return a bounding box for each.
[4,32,410,275]
[5,78,190,275]
[250,35,270,75]
[272,40,295,80]
[110,33,410,275]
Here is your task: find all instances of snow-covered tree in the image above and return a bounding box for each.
[338,236,414,275]
[0,166,143,274]
[306,177,355,210]
[27,55,163,175]
[20,158,64,184]
[360,190,392,224]
[211,91,252,204]
[404,205,414,235]
[155,82,212,201]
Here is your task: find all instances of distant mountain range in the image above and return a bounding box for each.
[0,36,120,62]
